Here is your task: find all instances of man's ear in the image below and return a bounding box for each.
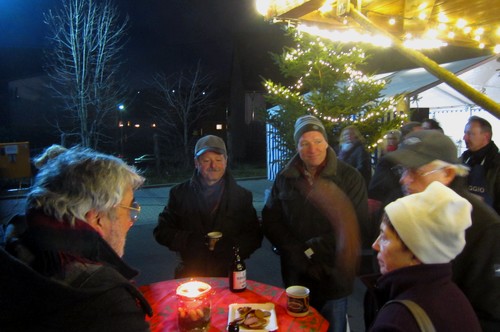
[441,167,457,186]
[85,210,104,235]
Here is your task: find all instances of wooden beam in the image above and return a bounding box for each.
[349,4,500,119]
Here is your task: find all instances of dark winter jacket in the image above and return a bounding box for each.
[368,156,404,207]
[362,264,481,332]
[461,140,500,214]
[262,148,369,308]
[338,141,372,187]
[154,170,262,278]
[1,211,152,332]
[449,179,500,332]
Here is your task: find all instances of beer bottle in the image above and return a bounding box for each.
[229,246,246,292]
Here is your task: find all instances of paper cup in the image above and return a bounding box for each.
[206,231,222,251]
[286,285,310,317]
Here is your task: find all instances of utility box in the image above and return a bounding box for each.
[0,142,31,180]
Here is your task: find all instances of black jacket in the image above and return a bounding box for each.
[338,141,372,187]
[262,148,369,308]
[154,170,262,278]
[362,264,481,332]
[1,211,152,332]
[449,179,500,332]
[461,140,500,214]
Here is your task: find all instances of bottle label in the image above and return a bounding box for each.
[232,270,246,290]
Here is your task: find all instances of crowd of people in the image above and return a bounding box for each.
[1,114,499,332]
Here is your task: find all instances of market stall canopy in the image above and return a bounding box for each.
[379,55,500,106]
[256,0,500,52]
[256,0,500,118]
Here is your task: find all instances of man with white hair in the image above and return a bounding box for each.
[386,129,500,331]
[1,146,151,331]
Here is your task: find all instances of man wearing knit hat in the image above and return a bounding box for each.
[263,115,369,332]
[364,182,481,331]
[154,135,262,278]
[386,129,500,331]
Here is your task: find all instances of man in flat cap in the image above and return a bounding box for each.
[263,115,369,332]
[386,129,500,332]
[154,135,262,278]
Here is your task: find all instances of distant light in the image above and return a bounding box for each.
[118,121,124,128]
[388,18,396,26]
[134,124,140,128]
[118,104,125,111]
[151,123,156,128]
[216,124,223,130]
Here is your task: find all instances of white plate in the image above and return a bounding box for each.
[228,303,278,331]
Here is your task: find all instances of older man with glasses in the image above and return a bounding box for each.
[383,129,500,332]
[1,146,152,332]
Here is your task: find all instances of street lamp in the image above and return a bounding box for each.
[118,104,125,157]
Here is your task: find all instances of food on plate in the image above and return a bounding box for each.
[230,306,272,329]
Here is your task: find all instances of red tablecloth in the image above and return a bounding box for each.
[139,277,329,331]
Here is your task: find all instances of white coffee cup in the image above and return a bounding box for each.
[286,285,310,317]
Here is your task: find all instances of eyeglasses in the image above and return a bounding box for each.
[392,166,446,178]
[116,201,141,222]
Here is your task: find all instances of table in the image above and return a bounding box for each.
[139,277,329,332]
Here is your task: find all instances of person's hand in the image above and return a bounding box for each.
[189,233,209,252]
[213,236,233,254]
[306,263,327,281]
[284,250,311,275]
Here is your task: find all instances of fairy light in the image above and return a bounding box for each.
[257,1,500,53]
[456,18,467,29]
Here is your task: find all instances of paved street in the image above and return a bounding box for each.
[0,178,365,331]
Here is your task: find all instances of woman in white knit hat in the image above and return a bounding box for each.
[363,181,481,331]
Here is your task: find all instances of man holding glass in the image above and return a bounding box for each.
[154,135,262,278]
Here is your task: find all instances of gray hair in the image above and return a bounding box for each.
[427,160,470,177]
[27,147,144,225]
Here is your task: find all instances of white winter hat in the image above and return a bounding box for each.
[385,181,472,264]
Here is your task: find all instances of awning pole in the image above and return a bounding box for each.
[349,4,500,119]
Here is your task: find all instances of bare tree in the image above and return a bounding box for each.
[44,0,128,149]
[150,61,216,166]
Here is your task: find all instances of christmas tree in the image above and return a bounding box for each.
[263,29,408,164]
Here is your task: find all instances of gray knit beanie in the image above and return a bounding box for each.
[294,115,327,144]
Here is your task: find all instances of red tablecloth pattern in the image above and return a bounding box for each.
[139,277,329,331]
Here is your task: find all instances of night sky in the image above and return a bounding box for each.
[0,0,285,87]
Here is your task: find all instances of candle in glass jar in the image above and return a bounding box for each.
[176,281,212,332]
